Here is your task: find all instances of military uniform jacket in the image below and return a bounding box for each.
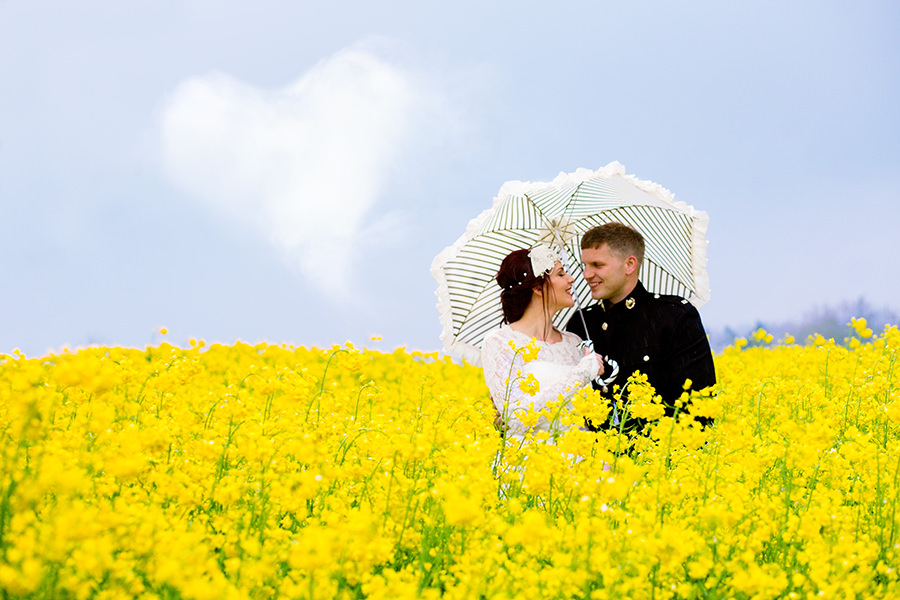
[566,281,716,414]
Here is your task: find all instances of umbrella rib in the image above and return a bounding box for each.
[521,192,552,231]
[561,180,585,223]
[520,181,583,242]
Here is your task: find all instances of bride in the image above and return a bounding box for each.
[481,246,604,442]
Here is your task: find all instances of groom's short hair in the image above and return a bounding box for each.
[581,222,645,264]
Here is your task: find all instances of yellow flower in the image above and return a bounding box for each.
[520,338,541,363]
[569,386,610,426]
[2,327,899,599]
[630,400,665,421]
[518,373,540,396]
[518,403,541,428]
[751,327,774,344]
[850,317,874,339]
[439,483,482,527]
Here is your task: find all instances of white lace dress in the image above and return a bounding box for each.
[481,325,602,442]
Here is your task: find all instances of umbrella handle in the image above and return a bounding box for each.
[594,358,621,426]
[577,340,619,387]
[597,359,619,387]
[578,340,621,426]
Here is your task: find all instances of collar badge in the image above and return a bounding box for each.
[625,297,636,309]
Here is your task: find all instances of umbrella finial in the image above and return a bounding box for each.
[538,215,577,248]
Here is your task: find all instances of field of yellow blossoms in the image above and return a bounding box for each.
[1,318,899,599]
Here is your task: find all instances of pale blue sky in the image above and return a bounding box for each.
[2,1,898,356]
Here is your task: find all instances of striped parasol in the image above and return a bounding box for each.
[431,162,710,365]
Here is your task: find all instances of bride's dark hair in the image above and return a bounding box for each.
[496,249,554,328]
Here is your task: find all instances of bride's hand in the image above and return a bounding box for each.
[583,347,604,376]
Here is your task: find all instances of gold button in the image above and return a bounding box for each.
[601,322,608,330]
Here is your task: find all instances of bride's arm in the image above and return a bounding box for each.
[481,332,525,416]
[530,351,602,407]
[482,333,602,416]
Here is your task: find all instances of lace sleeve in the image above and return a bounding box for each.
[528,353,602,408]
[481,331,601,419]
[481,331,523,414]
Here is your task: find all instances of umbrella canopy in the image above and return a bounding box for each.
[431,161,710,365]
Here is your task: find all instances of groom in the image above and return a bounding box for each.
[566,222,716,430]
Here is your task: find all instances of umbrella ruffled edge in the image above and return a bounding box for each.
[688,208,711,309]
[597,164,711,309]
[430,204,496,367]
[494,161,632,204]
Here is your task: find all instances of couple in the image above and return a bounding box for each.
[482,222,716,441]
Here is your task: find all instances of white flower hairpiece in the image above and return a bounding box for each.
[528,245,559,277]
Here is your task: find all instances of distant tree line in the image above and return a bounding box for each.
[707,298,900,352]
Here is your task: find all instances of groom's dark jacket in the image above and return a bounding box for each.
[566,281,716,430]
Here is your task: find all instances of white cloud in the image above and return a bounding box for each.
[158,42,450,298]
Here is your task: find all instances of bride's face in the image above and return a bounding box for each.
[542,261,575,311]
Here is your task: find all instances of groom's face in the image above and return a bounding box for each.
[581,243,629,304]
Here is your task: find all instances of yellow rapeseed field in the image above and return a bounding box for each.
[1,319,898,599]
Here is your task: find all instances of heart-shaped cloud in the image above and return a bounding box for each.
[158,43,437,298]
